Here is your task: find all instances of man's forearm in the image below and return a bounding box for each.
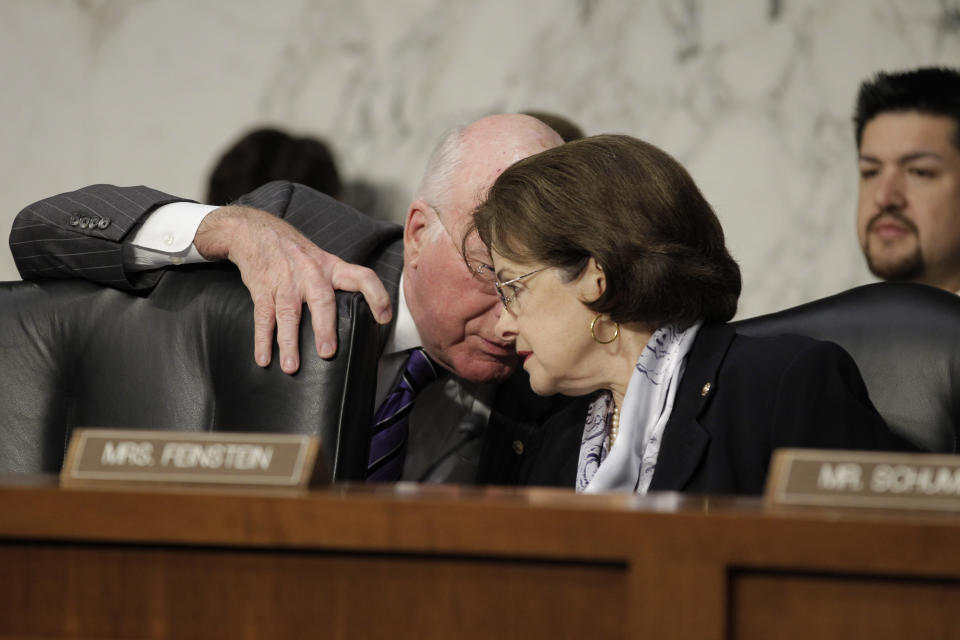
[10,184,191,289]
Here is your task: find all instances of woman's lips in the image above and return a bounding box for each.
[517,350,533,363]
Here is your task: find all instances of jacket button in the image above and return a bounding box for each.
[701,382,712,397]
[97,217,111,229]
[511,440,524,455]
[69,214,80,227]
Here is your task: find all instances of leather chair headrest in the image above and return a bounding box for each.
[735,282,960,453]
[0,265,379,478]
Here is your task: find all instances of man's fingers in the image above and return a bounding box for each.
[274,288,303,374]
[252,298,277,368]
[305,289,339,359]
[221,210,393,373]
[330,262,393,325]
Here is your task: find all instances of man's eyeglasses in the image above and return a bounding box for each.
[428,205,497,292]
[495,267,549,315]
[466,259,497,284]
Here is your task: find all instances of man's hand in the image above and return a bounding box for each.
[195,206,392,374]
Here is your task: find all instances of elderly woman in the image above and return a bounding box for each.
[471,134,912,495]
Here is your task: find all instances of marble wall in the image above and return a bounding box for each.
[3,0,959,318]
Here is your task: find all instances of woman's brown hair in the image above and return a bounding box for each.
[471,134,741,326]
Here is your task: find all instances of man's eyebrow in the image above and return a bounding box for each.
[900,151,945,163]
[859,151,945,163]
[463,246,491,260]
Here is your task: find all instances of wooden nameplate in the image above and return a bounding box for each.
[765,448,960,512]
[60,428,329,489]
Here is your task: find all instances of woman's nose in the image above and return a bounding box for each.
[494,305,517,340]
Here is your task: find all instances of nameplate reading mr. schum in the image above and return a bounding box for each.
[765,448,960,512]
[61,428,328,488]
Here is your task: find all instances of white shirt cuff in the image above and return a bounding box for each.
[128,202,218,269]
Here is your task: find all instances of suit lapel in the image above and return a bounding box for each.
[648,323,736,491]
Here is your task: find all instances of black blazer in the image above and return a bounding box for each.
[521,323,916,495]
[9,181,563,484]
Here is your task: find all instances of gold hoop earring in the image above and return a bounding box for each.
[590,313,620,344]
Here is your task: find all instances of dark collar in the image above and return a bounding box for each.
[647,322,735,491]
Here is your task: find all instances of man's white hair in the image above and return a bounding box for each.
[413,125,468,240]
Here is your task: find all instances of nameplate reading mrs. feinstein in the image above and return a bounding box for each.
[61,428,329,488]
[765,448,960,512]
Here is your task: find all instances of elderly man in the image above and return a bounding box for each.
[10,114,566,483]
[855,67,960,293]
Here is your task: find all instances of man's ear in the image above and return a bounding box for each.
[577,257,606,303]
[404,200,433,268]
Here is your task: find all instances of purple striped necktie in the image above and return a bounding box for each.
[366,348,440,482]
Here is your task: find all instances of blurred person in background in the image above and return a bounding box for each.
[206,127,343,205]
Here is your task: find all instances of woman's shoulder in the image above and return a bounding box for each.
[690,323,877,428]
[727,323,848,356]
[700,322,857,377]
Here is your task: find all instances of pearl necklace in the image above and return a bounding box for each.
[608,405,620,449]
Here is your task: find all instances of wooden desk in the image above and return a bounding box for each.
[0,474,958,639]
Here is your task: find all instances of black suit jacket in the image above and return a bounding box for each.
[521,323,915,495]
[9,181,562,484]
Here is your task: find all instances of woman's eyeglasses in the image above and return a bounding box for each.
[495,267,549,314]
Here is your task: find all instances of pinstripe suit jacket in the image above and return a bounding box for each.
[10,181,403,294]
[9,181,560,484]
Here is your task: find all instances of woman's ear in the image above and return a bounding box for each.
[403,200,432,268]
[577,257,606,303]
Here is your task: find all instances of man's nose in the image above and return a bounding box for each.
[874,169,906,210]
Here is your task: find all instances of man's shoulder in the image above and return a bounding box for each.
[237,180,404,268]
[240,181,402,231]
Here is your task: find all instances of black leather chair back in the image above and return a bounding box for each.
[734,282,960,453]
[0,265,379,479]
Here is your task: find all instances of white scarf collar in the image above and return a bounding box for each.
[576,322,702,493]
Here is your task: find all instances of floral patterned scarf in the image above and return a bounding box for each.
[576,322,702,493]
